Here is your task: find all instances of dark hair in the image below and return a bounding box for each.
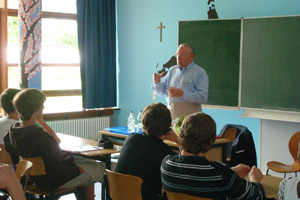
[142,103,172,137]
[0,88,20,114]
[13,88,46,121]
[179,112,216,154]
[179,43,195,55]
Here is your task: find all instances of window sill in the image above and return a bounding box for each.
[43,107,120,121]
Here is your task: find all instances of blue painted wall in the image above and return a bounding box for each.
[114,0,300,163]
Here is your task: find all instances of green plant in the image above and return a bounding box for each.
[175,116,185,128]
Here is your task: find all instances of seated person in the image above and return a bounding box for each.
[115,103,178,200]
[4,88,105,200]
[161,112,265,200]
[0,88,60,145]
[278,177,300,200]
[0,163,25,200]
[0,88,20,144]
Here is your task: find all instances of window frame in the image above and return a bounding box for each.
[3,7,81,97]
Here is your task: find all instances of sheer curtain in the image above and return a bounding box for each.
[77,0,116,108]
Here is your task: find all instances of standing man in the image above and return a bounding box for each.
[152,43,209,120]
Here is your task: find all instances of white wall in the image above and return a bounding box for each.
[260,119,300,177]
[116,0,300,172]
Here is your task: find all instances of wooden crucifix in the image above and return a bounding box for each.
[157,22,165,42]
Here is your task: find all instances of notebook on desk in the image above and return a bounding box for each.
[62,145,103,153]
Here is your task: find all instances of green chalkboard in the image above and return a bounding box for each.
[179,19,241,107]
[241,16,300,112]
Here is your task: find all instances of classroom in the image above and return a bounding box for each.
[1,0,300,199]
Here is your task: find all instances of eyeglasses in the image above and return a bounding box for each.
[175,53,192,58]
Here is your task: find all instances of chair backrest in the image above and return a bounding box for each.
[222,127,237,142]
[0,144,12,164]
[163,189,213,200]
[23,157,46,176]
[288,131,300,162]
[105,169,143,200]
[15,160,33,191]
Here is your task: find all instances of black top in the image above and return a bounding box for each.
[115,133,175,200]
[4,123,80,189]
[161,154,265,200]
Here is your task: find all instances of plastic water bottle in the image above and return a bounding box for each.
[136,110,143,133]
[127,111,135,133]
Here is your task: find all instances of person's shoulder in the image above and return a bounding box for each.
[162,154,179,165]
[123,133,143,144]
[168,65,179,72]
[127,133,142,139]
[0,117,17,124]
[211,161,235,176]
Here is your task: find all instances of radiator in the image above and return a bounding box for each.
[47,116,111,140]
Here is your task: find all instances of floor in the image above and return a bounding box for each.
[60,182,102,200]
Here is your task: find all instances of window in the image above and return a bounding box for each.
[5,0,82,113]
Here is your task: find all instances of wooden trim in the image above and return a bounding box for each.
[7,9,17,16]
[43,89,82,97]
[0,7,8,94]
[43,108,120,121]
[41,63,80,67]
[8,63,80,67]
[8,9,76,20]
[42,11,76,20]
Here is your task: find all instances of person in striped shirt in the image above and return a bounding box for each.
[161,112,265,200]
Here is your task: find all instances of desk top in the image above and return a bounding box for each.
[100,128,231,147]
[99,127,231,147]
[58,133,120,157]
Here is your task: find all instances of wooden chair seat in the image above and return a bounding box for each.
[15,160,33,192]
[0,144,12,165]
[163,189,213,200]
[24,157,77,199]
[105,169,143,200]
[26,184,76,196]
[267,161,300,173]
[267,131,300,178]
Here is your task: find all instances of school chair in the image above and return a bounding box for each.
[0,144,12,165]
[220,127,237,163]
[219,124,257,167]
[105,169,143,200]
[23,156,78,200]
[15,160,33,192]
[163,189,213,200]
[267,131,300,178]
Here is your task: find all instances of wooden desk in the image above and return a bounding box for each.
[58,133,120,170]
[245,175,283,198]
[58,133,119,200]
[99,129,231,163]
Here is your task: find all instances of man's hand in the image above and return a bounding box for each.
[153,71,166,84]
[231,164,251,178]
[165,129,179,144]
[248,166,263,182]
[0,163,26,200]
[168,87,184,97]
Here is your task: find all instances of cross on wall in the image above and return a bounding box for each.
[157,22,165,42]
